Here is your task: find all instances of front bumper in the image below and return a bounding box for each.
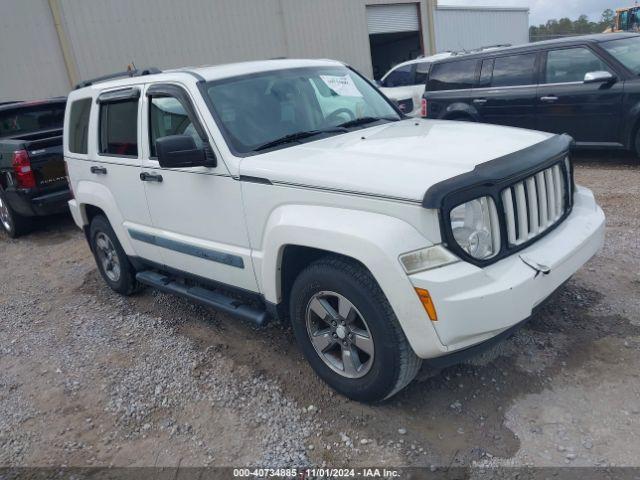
[5,187,72,217]
[409,185,605,356]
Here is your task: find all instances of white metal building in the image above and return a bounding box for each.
[434,5,530,53]
[0,0,529,102]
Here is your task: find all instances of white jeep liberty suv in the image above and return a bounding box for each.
[64,60,605,402]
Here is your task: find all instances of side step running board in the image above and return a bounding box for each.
[136,270,269,327]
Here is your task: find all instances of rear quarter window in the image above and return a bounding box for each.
[427,59,478,91]
[68,98,92,154]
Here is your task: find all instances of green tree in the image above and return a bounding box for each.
[529,9,617,41]
[601,8,615,25]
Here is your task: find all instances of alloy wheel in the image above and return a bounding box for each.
[0,196,11,232]
[95,232,121,282]
[305,291,374,378]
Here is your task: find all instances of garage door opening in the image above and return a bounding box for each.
[366,3,423,80]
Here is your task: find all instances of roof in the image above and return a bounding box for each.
[432,33,640,63]
[73,59,345,93]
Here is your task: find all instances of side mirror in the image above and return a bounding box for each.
[584,71,616,84]
[156,135,215,169]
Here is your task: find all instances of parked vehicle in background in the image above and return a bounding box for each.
[380,46,510,117]
[0,98,70,237]
[604,6,640,32]
[66,59,604,402]
[422,33,640,158]
[378,53,453,116]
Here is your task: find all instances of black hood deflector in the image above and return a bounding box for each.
[422,134,573,209]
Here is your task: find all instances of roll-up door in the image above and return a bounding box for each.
[366,4,420,34]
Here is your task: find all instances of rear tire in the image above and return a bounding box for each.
[0,188,32,238]
[289,256,421,402]
[89,215,138,295]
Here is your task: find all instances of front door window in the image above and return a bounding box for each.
[544,48,611,84]
[149,96,203,157]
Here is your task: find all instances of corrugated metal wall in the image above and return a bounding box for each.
[434,7,529,53]
[56,0,289,80]
[0,0,435,101]
[0,0,70,102]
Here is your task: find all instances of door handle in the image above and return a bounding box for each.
[473,98,487,104]
[90,166,107,175]
[540,96,559,102]
[140,172,163,183]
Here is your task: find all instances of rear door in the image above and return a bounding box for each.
[87,88,161,261]
[471,52,539,129]
[536,46,623,143]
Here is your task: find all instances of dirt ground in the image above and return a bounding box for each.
[0,151,638,469]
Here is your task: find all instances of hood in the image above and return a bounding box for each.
[239,119,554,203]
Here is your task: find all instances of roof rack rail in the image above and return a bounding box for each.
[75,67,162,89]
[477,43,511,50]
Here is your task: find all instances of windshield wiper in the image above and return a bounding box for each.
[337,116,397,129]
[253,127,347,152]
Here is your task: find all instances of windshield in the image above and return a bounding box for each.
[204,66,400,154]
[601,36,640,74]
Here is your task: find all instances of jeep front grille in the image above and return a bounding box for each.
[501,161,570,247]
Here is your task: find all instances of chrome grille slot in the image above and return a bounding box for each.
[501,161,569,247]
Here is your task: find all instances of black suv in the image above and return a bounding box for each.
[422,33,640,156]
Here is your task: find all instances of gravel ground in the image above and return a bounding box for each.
[0,151,638,468]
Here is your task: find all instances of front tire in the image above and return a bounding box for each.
[634,127,640,158]
[89,215,138,295]
[289,256,421,402]
[0,188,32,238]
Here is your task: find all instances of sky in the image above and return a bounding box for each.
[439,0,619,26]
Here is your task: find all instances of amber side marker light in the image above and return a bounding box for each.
[415,288,438,321]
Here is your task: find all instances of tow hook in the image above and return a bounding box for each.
[520,254,551,278]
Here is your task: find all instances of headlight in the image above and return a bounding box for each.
[450,196,500,260]
[399,245,459,274]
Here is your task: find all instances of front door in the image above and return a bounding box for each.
[138,83,258,292]
[536,46,624,143]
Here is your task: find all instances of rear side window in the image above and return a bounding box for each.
[491,54,537,87]
[68,98,91,154]
[383,64,415,87]
[545,47,612,84]
[428,60,478,91]
[99,99,138,156]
